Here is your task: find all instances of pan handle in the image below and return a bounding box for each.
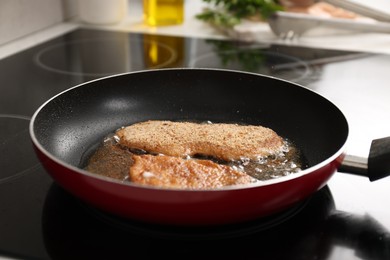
[338,136,390,181]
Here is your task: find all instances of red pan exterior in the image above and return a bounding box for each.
[30,68,349,226]
[33,144,345,226]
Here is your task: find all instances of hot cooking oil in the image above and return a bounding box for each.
[143,0,184,26]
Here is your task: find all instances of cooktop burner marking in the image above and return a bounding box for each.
[0,115,41,184]
[34,38,177,76]
[190,49,310,83]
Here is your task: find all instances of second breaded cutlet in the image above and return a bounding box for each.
[129,154,257,189]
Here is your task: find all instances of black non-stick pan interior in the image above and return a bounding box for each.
[32,69,349,170]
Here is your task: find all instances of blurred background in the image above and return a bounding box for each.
[2,0,390,48]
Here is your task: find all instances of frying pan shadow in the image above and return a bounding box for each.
[42,184,390,260]
[41,183,335,260]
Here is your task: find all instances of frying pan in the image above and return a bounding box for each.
[29,68,390,226]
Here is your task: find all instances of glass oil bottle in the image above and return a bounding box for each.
[143,0,184,26]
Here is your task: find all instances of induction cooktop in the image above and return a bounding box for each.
[1,28,389,260]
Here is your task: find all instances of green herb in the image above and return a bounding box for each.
[196,0,284,27]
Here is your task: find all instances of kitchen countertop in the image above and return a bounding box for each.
[2,0,390,60]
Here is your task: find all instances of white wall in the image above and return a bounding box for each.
[0,0,78,45]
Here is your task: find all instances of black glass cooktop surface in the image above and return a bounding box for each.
[0,28,390,260]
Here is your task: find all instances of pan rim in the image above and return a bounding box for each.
[29,68,349,192]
